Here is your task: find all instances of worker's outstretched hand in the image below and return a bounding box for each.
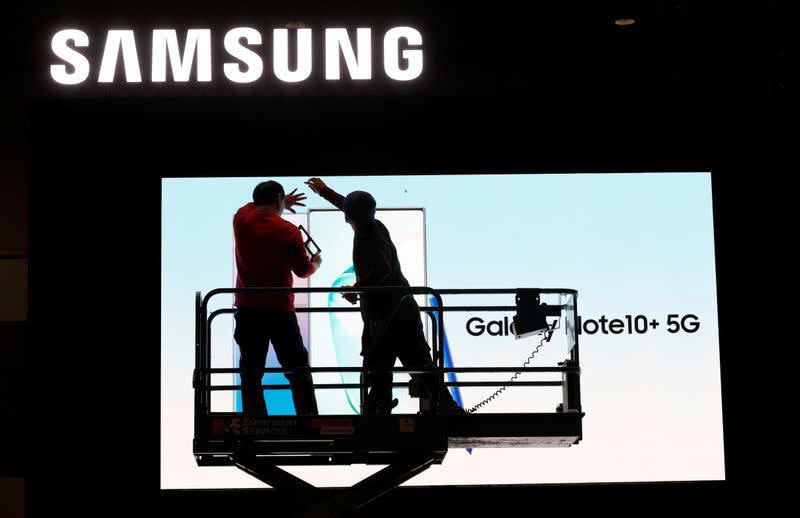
[284,188,307,214]
[305,177,328,194]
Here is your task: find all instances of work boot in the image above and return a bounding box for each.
[362,397,399,415]
[447,402,467,415]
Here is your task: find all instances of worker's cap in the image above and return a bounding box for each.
[343,191,377,224]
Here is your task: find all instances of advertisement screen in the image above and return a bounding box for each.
[161,172,723,488]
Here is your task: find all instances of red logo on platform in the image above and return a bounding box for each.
[312,418,353,428]
[211,418,225,436]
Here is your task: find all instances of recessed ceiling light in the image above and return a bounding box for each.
[614,18,636,26]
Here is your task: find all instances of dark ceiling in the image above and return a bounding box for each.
[11,0,795,96]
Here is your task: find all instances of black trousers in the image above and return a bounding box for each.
[234,307,318,416]
[361,301,456,414]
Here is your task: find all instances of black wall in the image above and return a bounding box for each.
[22,1,793,516]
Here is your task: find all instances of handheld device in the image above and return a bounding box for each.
[298,224,322,258]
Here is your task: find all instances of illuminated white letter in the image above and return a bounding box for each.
[273,28,312,83]
[50,29,90,85]
[325,28,371,80]
[384,27,423,81]
[223,28,263,83]
[98,30,142,83]
[152,29,212,82]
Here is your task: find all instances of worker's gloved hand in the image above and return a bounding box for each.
[340,285,359,305]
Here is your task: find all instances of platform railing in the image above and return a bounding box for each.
[195,286,580,434]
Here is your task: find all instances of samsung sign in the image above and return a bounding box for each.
[50,27,423,85]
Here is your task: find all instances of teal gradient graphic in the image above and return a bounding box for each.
[328,266,362,414]
[328,266,426,414]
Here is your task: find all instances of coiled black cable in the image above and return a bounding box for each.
[467,333,549,414]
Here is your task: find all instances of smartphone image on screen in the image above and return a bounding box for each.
[307,208,461,415]
[230,208,461,415]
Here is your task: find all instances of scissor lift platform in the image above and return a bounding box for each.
[195,411,582,467]
[193,287,583,514]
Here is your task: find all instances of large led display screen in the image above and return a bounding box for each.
[161,173,723,488]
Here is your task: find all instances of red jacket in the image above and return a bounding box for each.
[233,203,313,311]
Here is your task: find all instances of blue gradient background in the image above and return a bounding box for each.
[161,172,723,488]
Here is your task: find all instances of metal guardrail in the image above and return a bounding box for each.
[195,286,580,427]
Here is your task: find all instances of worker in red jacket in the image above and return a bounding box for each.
[233,180,322,416]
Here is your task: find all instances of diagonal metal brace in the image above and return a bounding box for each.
[232,454,323,503]
[232,453,437,517]
[298,454,438,517]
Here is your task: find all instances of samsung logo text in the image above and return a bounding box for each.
[50,27,423,85]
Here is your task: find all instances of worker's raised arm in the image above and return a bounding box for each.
[305,177,345,210]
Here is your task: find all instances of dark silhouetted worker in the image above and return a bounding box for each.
[233,180,321,416]
[305,177,464,415]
